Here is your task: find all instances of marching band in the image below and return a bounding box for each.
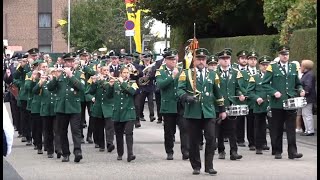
[3,43,307,175]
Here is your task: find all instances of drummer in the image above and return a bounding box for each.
[247,55,272,155]
[215,49,245,160]
[261,45,305,159]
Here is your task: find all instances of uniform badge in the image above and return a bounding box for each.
[70,88,74,91]
[205,92,209,96]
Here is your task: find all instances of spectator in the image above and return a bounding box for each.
[3,103,14,157]
[300,60,316,136]
[291,61,304,133]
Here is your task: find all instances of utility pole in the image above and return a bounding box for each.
[67,0,71,53]
[164,24,167,49]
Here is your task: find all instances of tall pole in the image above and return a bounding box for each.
[129,36,132,54]
[67,0,71,53]
[164,24,167,49]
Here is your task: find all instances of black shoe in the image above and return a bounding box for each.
[230,152,242,160]
[62,156,70,162]
[224,138,228,142]
[48,154,54,158]
[117,156,122,160]
[274,153,282,159]
[256,149,263,155]
[95,144,100,148]
[156,120,162,124]
[288,153,303,159]
[150,116,156,122]
[74,153,83,163]
[237,142,245,147]
[21,137,27,142]
[81,138,85,144]
[199,144,203,151]
[57,152,62,159]
[249,146,256,151]
[166,153,173,160]
[218,151,226,159]
[139,117,146,121]
[26,141,32,146]
[182,153,189,160]
[107,144,115,152]
[205,169,217,175]
[99,148,105,152]
[37,149,43,154]
[127,155,136,162]
[192,169,200,175]
[300,132,315,136]
[86,137,93,144]
[262,145,270,150]
[44,147,47,151]
[135,123,141,128]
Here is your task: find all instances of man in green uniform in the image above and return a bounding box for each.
[247,55,272,154]
[178,48,226,175]
[47,52,85,163]
[156,49,189,161]
[261,45,304,159]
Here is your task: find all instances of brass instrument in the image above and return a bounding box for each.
[138,62,156,86]
[126,63,139,76]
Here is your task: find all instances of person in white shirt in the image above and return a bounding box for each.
[3,103,14,157]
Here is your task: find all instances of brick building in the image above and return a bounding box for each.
[3,0,70,53]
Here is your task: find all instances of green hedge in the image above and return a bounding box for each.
[198,28,317,75]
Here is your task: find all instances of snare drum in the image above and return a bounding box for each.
[226,105,249,116]
[283,97,307,110]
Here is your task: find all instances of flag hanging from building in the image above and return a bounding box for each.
[125,0,149,53]
[55,19,68,28]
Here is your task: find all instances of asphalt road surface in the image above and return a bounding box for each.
[3,102,317,180]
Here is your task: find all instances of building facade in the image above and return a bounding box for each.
[3,0,69,53]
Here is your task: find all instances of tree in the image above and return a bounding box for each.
[263,0,317,44]
[60,0,153,52]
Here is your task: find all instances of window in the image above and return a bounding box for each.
[39,13,52,28]
[39,45,51,53]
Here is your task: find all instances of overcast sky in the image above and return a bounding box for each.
[149,20,170,38]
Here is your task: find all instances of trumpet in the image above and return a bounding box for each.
[126,63,139,76]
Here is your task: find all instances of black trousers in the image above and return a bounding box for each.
[269,109,298,155]
[139,91,155,118]
[186,118,216,171]
[236,109,255,146]
[154,91,162,120]
[216,116,238,154]
[10,96,20,133]
[134,94,141,124]
[94,117,115,149]
[254,113,268,150]
[163,113,189,155]
[80,101,92,139]
[42,116,55,154]
[32,113,43,150]
[20,100,32,141]
[53,115,62,154]
[114,121,134,156]
[56,113,82,156]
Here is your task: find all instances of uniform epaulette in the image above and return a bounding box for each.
[249,76,255,82]
[214,73,220,85]
[179,70,186,81]
[236,70,243,79]
[131,82,139,90]
[155,69,161,76]
[266,64,273,72]
[87,77,93,84]
[80,73,85,79]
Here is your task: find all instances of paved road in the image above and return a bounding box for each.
[3,103,317,180]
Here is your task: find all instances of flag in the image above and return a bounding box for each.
[55,19,68,28]
[125,0,149,53]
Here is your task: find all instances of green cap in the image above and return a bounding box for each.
[278,45,290,55]
[248,51,259,59]
[258,55,272,64]
[27,48,39,55]
[32,59,45,66]
[195,48,210,57]
[224,48,232,53]
[207,55,218,65]
[217,49,232,58]
[79,48,89,56]
[236,50,249,57]
[163,49,178,59]
[62,52,76,60]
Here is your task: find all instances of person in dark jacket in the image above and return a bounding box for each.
[300,59,316,136]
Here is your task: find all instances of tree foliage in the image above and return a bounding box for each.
[61,0,153,52]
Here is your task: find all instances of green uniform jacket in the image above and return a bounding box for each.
[261,62,303,109]
[29,79,42,114]
[214,67,245,109]
[155,65,182,114]
[13,64,32,101]
[33,81,57,117]
[86,79,114,118]
[177,68,224,119]
[82,64,96,102]
[47,71,85,114]
[112,81,138,122]
[247,74,269,113]
[24,71,36,111]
